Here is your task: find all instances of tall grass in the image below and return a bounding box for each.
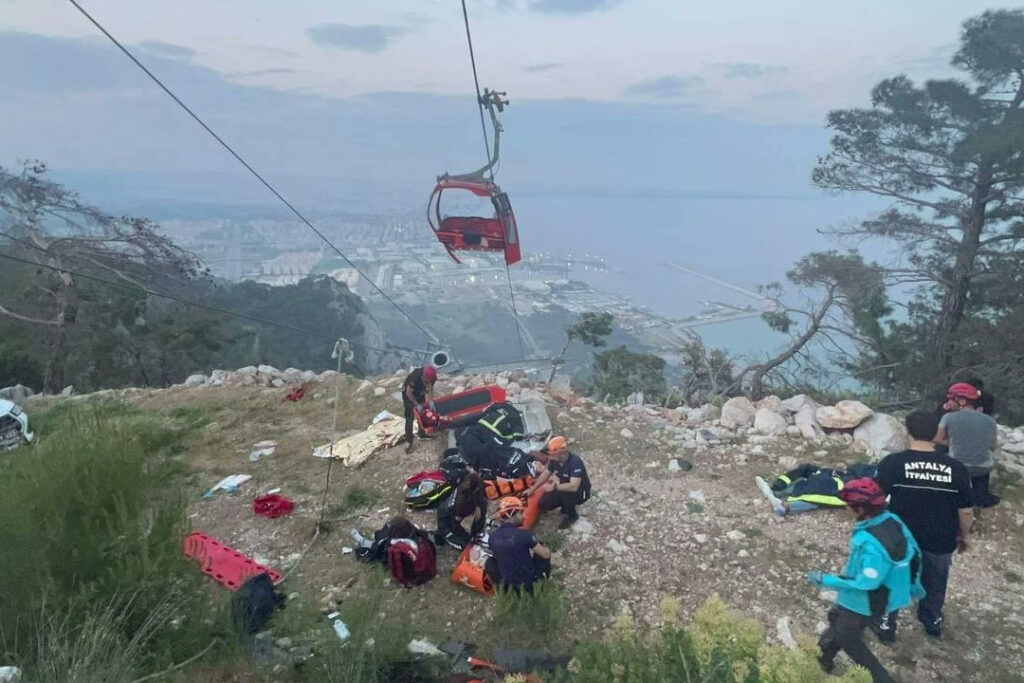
[0,402,229,679]
[553,596,871,683]
[300,571,448,683]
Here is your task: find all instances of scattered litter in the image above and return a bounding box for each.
[407,638,445,657]
[645,461,659,468]
[326,612,350,641]
[284,387,306,402]
[203,474,251,498]
[341,546,353,555]
[183,531,281,589]
[248,440,277,462]
[688,489,706,503]
[266,487,281,495]
[253,493,295,518]
[313,413,404,466]
[376,507,390,514]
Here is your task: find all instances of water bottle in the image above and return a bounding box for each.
[326,611,349,641]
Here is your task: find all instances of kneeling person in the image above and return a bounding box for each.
[524,436,591,530]
[489,497,551,594]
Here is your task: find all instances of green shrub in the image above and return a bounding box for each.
[493,579,566,641]
[0,403,229,678]
[554,596,869,682]
[301,573,448,683]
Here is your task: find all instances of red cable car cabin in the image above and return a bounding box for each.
[427,178,521,266]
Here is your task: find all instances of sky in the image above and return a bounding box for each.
[1,0,988,124]
[0,0,999,330]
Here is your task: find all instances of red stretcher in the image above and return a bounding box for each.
[183,531,282,590]
[417,385,506,435]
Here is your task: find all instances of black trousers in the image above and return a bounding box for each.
[486,555,551,595]
[819,606,894,683]
[881,549,953,633]
[403,395,425,445]
[539,488,590,519]
[970,473,1000,507]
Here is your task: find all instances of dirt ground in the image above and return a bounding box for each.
[63,375,1024,682]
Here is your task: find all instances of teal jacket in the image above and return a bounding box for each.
[822,511,925,617]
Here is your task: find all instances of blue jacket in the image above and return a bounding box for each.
[822,511,925,617]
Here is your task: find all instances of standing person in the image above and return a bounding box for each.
[522,436,591,529]
[936,383,1000,508]
[876,410,973,640]
[488,497,552,594]
[807,478,924,683]
[402,365,437,453]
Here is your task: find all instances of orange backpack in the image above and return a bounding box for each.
[450,542,495,596]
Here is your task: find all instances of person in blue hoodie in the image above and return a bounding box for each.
[806,477,924,683]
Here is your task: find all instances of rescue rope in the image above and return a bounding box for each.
[65,0,439,347]
[504,262,527,358]
[461,0,493,175]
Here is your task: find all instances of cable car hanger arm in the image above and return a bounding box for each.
[438,89,508,185]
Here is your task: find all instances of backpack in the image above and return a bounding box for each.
[451,540,496,596]
[403,470,453,509]
[231,572,285,634]
[387,533,437,588]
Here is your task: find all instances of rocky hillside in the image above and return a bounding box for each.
[14,370,1024,682]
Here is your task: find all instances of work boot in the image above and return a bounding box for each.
[874,615,898,644]
[405,441,415,454]
[922,616,942,638]
[818,655,835,675]
[417,431,434,440]
[558,513,579,530]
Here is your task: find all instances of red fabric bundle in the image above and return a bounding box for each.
[253,494,295,518]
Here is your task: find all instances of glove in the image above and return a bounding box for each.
[805,571,825,587]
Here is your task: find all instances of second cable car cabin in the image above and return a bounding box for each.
[427,89,521,266]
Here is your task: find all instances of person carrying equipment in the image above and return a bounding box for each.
[806,478,924,683]
[522,436,591,530]
[436,470,488,551]
[936,382,1000,508]
[755,463,877,516]
[403,365,438,453]
[488,497,551,594]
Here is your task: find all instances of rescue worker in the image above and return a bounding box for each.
[435,470,488,551]
[936,382,1000,508]
[807,478,924,683]
[402,364,437,453]
[523,436,591,529]
[754,463,877,516]
[488,497,552,594]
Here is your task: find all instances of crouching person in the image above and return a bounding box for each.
[488,497,552,594]
[522,436,591,530]
[807,478,924,683]
[436,470,488,551]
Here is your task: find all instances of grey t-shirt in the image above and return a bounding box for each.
[939,409,997,475]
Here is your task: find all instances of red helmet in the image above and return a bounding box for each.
[947,382,980,400]
[422,365,437,382]
[839,477,887,507]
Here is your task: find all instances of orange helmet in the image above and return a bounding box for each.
[496,496,525,520]
[545,435,569,455]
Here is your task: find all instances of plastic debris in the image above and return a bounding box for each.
[248,440,277,462]
[408,638,445,657]
[203,474,252,498]
[326,612,350,641]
